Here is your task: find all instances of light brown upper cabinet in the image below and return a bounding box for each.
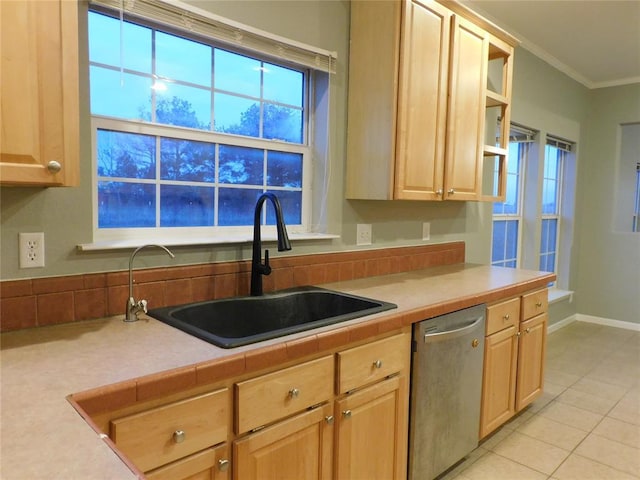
[0,0,79,186]
[345,0,516,201]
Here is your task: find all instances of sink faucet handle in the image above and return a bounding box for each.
[262,249,272,275]
[138,299,148,314]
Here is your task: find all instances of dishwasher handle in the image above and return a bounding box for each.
[423,316,483,343]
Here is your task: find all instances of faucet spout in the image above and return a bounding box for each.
[251,193,292,296]
[125,244,175,322]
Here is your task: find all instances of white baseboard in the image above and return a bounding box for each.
[576,314,640,332]
[547,314,577,334]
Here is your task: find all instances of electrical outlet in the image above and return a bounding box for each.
[356,224,372,246]
[422,222,431,241]
[19,232,45,268]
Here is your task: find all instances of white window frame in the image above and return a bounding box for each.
[540,138,569,280]
[86,2,335,246]
[491,124,535,268]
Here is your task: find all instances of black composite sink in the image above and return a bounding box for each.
[148,286,397,348]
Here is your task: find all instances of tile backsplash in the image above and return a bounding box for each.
[0,242,464,332]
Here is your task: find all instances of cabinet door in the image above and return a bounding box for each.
[335,375,408,480]
[146,444,230,480]
[479,325,518,439]
[516,313,547,410]
[0,0,79,186]
[444,15,488,201]
[394,0,451,200]
[233,404,333,480]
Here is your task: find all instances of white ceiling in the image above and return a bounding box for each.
[461,0,640,89]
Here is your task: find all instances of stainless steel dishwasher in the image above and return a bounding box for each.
[408,304,485,480]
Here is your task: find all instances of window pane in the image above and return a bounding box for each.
[267,151,302,187]
[90,67,151,120]
[214,93,259,137]
[219,145,263,185]
[266,190,302,225]
[88,12,152,73]
[218,188,262,226]
[263,104,303,143]
[540,219,549,253]
[505,220,518,260]
[492,220,506,263]
[98,182,155,228]
[156,32,212,86]
[263,63,303,107]
[160,138,215,182]
[214,49,261,98]
[155,87,211,129]
[97,129,156,179]
[160,185,214,226]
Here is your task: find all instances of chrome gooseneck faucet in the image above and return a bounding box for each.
[251,193,292,296]
[125,244,175,322]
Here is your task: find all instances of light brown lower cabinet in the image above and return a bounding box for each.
[479,324,519,438]
[480,289,548,439]
[146,444,230,480]
[515,312,547,410]
[233,403,334,480]
[334,375,407,480]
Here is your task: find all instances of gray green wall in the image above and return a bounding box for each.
[576,84,640,324]
[1,1,637,325]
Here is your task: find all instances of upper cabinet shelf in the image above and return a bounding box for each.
[345,0,517,202]
[0,0,80,187]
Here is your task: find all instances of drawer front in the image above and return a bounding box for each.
[486,297,520,335]
[110,389,229,473]
[146,444,230,480]
[337,332,410,394]
[522,289,548,320]
[236,355,333,434]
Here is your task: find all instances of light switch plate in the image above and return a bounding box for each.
[422,222,431,241]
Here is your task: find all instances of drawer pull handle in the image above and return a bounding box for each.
[471,338,479,348]
[172,430,186,443]
[218,459,230,472]
[342,410,352,419]
[325,415,334,425]
[288,388,300,398]
[503,314,510,321]
[373,359,383,369]
[536,301,543,308]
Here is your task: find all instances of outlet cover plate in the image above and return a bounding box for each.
[19,232,45,268]
[356,224,372,246]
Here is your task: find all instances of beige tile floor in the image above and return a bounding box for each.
[443,321,640,480]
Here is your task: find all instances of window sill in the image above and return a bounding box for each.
[77,232,339,252]
[548,288,573,304]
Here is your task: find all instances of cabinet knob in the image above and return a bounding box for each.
[342,410,352,419]
[372,359,383,369]
[515,331,521,337]
[47,160,62,173]
[325,415,334,425]
[435,189,443,196]
[172,430,186,443]
[503,313,510,321]
[447,188,455,195]
[288,388,300,398]
[218,459,230,472]
[535,301,543,308]
[525,328,531,334]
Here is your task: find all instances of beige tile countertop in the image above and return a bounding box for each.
[0,264,553,479]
